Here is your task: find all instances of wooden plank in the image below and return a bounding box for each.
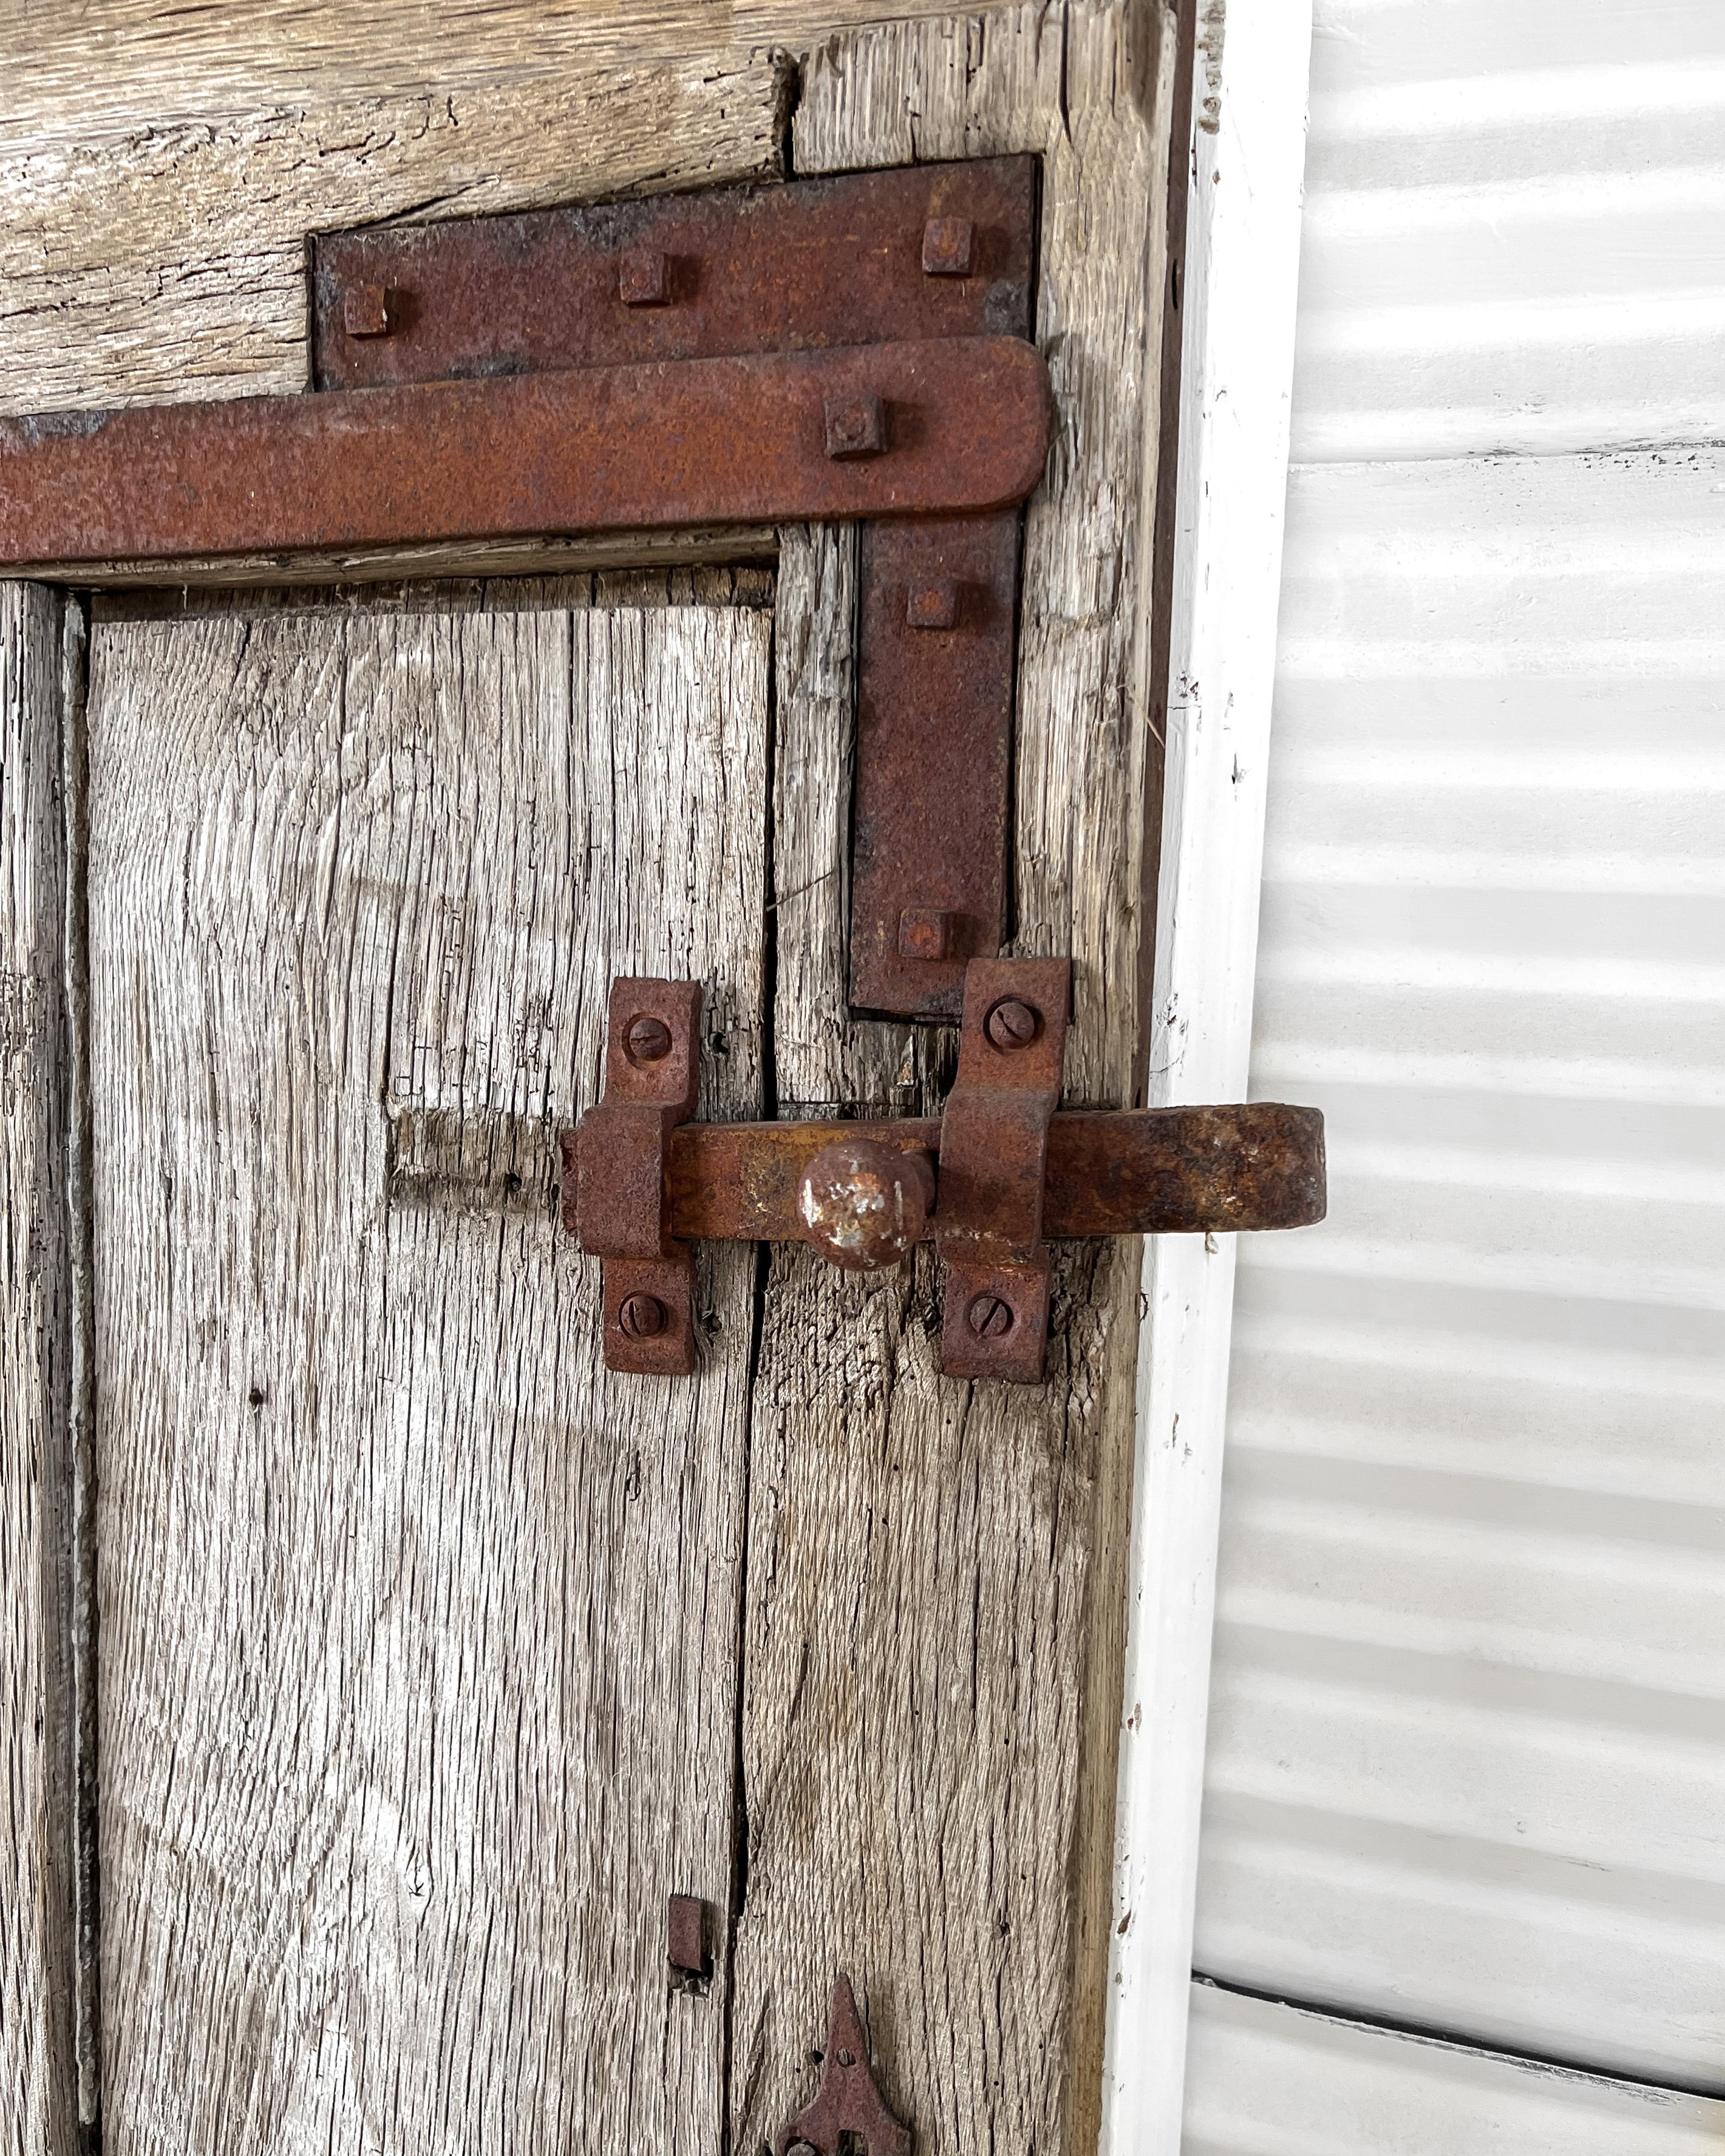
[736,6,1176,2152]
[0,56,787,418]
[1,0,977,141]
[0,580,80,2156]
[49,528,778,596]
[85,580,771,2153]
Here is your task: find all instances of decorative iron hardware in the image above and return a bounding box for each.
[775,1973,911,2156]
[0,340,1046,562]
[0,156,1043,1025]
[563,960,1327,1383]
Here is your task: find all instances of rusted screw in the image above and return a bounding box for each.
[618,1293,667,1339]
[984,998,1039,1051]
[626,1013,673,1063]
[967,1294,1015,1339]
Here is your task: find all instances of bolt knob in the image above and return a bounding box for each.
[797,1138,934,1273]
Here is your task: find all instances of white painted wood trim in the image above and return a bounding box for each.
[1098,4,1315,2152]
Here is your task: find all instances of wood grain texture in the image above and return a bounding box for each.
[0,58,786,419]
[86,582,771,2154]
[0,582,78,2156]
[4,1,976,141]
[39,529,778,596]
[735,7,1176,2154]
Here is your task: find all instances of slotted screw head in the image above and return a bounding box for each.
[626,1013,673,1063]
[618,1293,668,1339]
[967,1294,1015,1339]
[984,997,1039,1051]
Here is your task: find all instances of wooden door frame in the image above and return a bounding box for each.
[1103,2,1316,2150]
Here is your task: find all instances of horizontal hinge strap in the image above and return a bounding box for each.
[0,336,1050,571]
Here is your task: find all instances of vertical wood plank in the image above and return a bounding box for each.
[1,581,79,2156]
[739,6,1176,2153]
[86,588,770,2154]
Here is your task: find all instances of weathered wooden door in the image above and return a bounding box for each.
[1,7,1176,2154]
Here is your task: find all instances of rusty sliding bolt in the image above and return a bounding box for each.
[564,959,1327,1382]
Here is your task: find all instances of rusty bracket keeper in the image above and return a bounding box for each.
[936,957,1070,1382]
[566,957,1328,1383]
[569,980,704,1376]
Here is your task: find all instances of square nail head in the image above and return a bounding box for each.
[824,392,886,460]
[619,247,672,307]
[342,282,390,338]
[906,577,961,630]
[922,216,976,276]
[899,908,961,962]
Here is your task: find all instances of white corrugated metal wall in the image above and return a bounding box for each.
[1183,0,1725,2143]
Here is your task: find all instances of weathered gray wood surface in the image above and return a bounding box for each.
[0,0,992,425]
[0,1,1174,2144]
[1,583,79,2156]
[734,8,1174,2154]
[85,577,771,2155]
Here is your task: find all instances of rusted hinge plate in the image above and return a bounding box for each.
[0,157,1046,1023]
[311,158,1036,389]
[310,155,1040,1024]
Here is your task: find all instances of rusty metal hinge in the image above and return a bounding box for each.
[0,157,1047,1023]
[563,959,1326,1384]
